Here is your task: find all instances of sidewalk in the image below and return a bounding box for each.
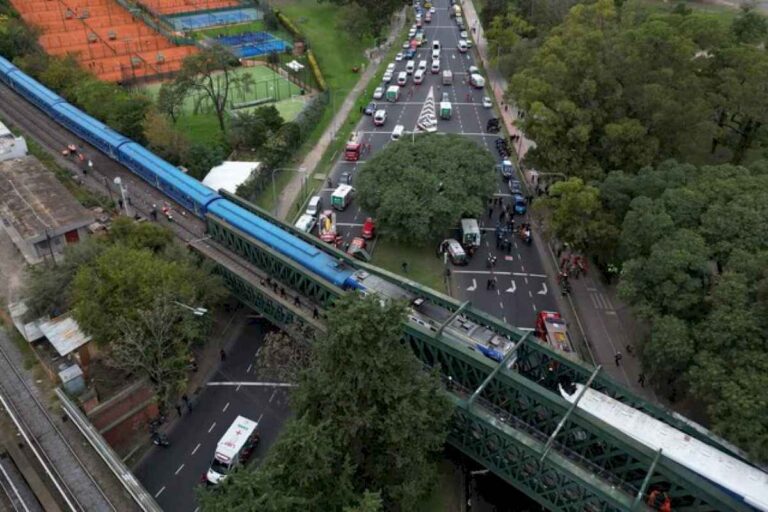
[274,10,406,221]
[461,0,654,400]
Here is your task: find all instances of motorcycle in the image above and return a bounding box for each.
[151,430,170,447]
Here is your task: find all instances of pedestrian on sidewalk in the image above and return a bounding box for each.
[488,207,493,219]
[176,404,183,417]
[182,394,191,410]
[504,104,508,112]
[313,307,319,319]
[294,295,301,307]
[401,262,409,273]
[220,349,227,362]
[638,373,645,387]
[614,352,623,367]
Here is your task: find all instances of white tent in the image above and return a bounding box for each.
[202,161,261,194]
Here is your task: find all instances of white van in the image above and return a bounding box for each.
[206,416,259,485]
[294,214,317,233]
[432,40,440,52]
[397,71,408,85]
[414,68,425,84]
[406,60,416,75]
[418,59,427,71]
[391,124,404,140]
[306,195,322,217]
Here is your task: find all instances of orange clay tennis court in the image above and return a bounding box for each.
[10,0,198,82]
[136,0,239,16]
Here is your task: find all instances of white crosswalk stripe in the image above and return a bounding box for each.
[416,86,438,132]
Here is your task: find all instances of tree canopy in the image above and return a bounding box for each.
[22,218,225,409]
[200,294,452,511]
[503,0,768,179]
[357,134,495,245]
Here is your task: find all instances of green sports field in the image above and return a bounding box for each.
[141,66,306,128]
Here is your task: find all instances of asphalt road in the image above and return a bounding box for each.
[308,0,556,329]
[134,318,291,512]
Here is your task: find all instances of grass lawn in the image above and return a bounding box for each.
[371,238,448,294]
[140,66,305,143]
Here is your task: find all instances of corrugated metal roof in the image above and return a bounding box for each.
[39,315,91,357]
[8,301,46,342]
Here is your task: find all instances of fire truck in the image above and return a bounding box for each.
[344,132,361,161]
[534,311,574,354]
[318,210,340,245]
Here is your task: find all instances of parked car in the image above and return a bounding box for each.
[364,102,377,115]
[460,30,468,39]
[383,71,393,83]
[396,52,404,61]
[482,96,492,108]
[373,87,384,100]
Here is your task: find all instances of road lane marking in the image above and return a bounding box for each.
[207,381,298,388]
[499,302,503,309]
[222,402,230,413]
[236,384,242,392]
[208,422,216,433]
[528,291,533,298]
[466,278,477,291]
[532,303,538,311]
[257,413,263,425]
[175,464,185,475]
[453,270,547,278]
[506,281,516,293]
[537,283,548,295]
[269,389,278,403]
[191,443,201,455]
[246,363,252,373]
[154,486,166,498]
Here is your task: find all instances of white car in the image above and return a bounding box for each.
[383,71,393,83]
[408,27,417,38]
[397,71,408,85]
[460,30,468,39]
[469,65,479,75]
[395,52,404,61]
[373,86,384,100]
[386,62,396,73]
[482,96,492,108]
[402,40,410,49]
[418,59,427,71]
[294,214,316,233]
[432,49,440,60]
[431,60,440,73]
[373,109,387,126]
[430,6,436,12]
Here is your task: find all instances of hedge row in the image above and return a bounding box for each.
[275,10,302,38]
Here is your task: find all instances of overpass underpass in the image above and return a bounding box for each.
[0,78,755,509]
[192,191,757,512]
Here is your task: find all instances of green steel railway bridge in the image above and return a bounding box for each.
[191,191,756,512]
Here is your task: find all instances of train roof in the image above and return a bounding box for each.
[52,103,130,150]
[0,56,19,77]
[208,200,355,288]
[9,71,65,107]
[561,383,768,511]
[119,142,219,207]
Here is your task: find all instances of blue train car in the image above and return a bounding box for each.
[0,56,19,84]
[51,103,130,159]
[208,200,357,289]
[117,142,220,217]
[6,67,65,112]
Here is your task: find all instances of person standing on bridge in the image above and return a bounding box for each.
[614,352,622,367]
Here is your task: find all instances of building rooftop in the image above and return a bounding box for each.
[38,315,91,357]
[0,156,93,242]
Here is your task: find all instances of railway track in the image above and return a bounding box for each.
[0,330,116,512]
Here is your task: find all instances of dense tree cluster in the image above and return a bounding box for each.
[22,219,225,408]
[489,0,768,178]
[199,295,452,511]
[357,134,496,245]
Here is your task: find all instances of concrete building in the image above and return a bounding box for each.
[0,156,93,264]
[0,122,27,162]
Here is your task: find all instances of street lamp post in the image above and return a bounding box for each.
[270,167,307,216]
[113,177,131,217]
[173,301,208,317]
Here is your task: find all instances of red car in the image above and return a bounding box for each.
[362,218,376,239]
